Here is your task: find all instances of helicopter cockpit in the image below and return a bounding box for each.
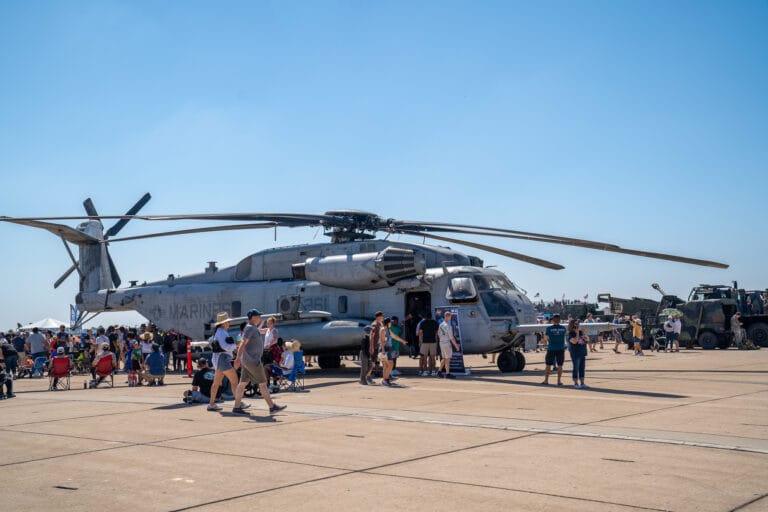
[444,271,530,319]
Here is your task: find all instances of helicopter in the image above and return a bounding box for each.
[1,193,728,372]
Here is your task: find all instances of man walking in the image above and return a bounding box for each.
[437,311,460,379]
[233,309,286,414]
[542,314,566,386]
[361,312,383,385]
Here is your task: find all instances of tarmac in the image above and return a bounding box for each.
[2,348,767,512]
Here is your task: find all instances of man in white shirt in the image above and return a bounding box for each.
[437,312,460,379]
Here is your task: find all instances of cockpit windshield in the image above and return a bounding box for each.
[474,275,517,292]
[473,275,518,317]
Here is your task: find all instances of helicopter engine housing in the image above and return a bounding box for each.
[299,247,425,290]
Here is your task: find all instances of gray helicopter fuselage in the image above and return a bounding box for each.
[76,239,537,354]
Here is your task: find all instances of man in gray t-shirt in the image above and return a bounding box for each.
[233,309,286,415]
[27,328,48,359]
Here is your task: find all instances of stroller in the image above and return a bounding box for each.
[31,357,48,378]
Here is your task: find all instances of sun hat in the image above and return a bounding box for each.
[140,332,154,342]
[213,312,233,326]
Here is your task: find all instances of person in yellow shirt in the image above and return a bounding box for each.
[630,315,644,356]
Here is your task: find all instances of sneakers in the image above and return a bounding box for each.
[446,373,456,379]
[366,376,375,385]
[6,393,15,398]
[269,404,287,414]
[581,384,590,389]
[381,379,392,387]
[239,402,252,410]
[574,384,582,389]
[183,391,193,404]
[437,372,445,378]
[207,404,222,412]
[430,371,437,376]
[232,407,249,415]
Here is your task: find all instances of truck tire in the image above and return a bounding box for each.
[747,322,768,348]
[698,331,718,350]
[497,351,518,373]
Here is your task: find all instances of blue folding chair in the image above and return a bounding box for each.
[286,350,306,392]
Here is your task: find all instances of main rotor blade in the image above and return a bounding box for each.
[105,192,152,238]
[392,220,621,248]
[4,212,335,224]
[397,229,565,270]
[399,225,621,251]
[106,222,280,243]
[395,222,728,269]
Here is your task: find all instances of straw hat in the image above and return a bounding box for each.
[213,312,233,327]
[289,340,301,351]
[140,332,154,342]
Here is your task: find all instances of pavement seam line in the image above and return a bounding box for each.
[361,472,671,512]
[730,492,768,512]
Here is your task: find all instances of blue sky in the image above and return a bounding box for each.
[1,1,766,330]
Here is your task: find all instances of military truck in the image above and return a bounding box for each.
[596,293,660,346]
[647,283,768,349]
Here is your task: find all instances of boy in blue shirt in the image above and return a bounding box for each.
[143,344,166,386]
[542,314,567,386]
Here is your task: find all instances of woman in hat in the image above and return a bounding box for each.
[207,312,239,412]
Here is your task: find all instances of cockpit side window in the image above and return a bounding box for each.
[446,277,478,303]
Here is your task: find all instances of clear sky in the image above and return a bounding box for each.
[1,1,766,330]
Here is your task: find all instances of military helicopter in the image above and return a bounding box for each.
[1,193,728,372]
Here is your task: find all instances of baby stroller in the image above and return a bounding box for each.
[31,357,48,378]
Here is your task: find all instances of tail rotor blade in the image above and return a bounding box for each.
[54,264,78,289]
[83,198,99,218]
[106,251,121,288]
[105,193,152,238]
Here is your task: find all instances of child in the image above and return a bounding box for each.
[129,337,143,386]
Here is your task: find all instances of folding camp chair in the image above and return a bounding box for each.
[90,355,115,388]
[48,357,73,391]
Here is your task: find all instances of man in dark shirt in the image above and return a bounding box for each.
[418,316,439,376]
[542,314,567,386]
[184,359,221,403]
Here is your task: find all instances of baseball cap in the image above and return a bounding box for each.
[247,309,262,319]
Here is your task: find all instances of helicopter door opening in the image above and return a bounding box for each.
[405,292,432,321]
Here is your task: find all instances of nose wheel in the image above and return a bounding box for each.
[497,350,526,373]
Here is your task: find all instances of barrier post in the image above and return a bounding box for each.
[186,338,193,378]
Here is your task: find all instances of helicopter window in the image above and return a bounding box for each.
[480,291,516,317]
[235,257,252,280]
[231,301,242,317]
[446,277,477,302]
[473,275,516,292]
[338,296,348,314]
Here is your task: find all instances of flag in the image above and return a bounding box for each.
[69,304,79,329]
[533,292,540,298]
[583,293,589,300]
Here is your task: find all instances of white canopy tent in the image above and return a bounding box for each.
[19,318,69,331]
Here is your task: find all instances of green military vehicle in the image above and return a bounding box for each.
[597,293,660,346]
[647,283,768,349]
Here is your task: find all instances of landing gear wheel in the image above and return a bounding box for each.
[698,331,718,350]
[497,351,518,373]
[317,354,341,369]
[514,351,526,372]
[747,322,768,347]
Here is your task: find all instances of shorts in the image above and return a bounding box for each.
[240,361,267,385]
[440,342,453,360]
[632,337,642,345]
[545,349,565,366]
[214,353,233,372]
[588,335,598,343]
[420,343,436,357]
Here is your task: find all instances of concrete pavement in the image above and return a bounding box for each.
[1,348,767,511]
